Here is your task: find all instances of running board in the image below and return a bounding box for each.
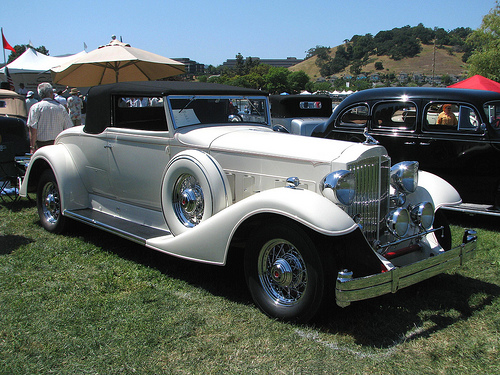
[64,208,172,245]
[442,203,500,217]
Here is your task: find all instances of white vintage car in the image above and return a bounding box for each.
[20,81,477,322]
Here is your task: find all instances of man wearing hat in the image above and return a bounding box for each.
[25,90,38,112]
[67,87,83,126]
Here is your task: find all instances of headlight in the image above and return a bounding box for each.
[386,208,410,237]
[321,170,356,205]
[410,202,434,230]
[390,161,419,193]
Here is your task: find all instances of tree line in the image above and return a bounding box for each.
[309,24,473,77]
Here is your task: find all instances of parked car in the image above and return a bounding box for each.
[312,87,500,216]
[20,82,476,322]
[0,89,29,156]
[270,94,332,135]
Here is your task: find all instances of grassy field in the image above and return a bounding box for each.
[1,198,499,374]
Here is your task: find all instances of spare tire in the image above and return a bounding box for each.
[161,150,232,236]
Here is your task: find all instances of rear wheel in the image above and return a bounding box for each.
[244,221,324,322]
[37,169,66,233]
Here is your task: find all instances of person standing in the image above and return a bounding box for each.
[67,88,83,126]
[25,91,38,112]
[17,83,28,96]
[27,82,73,151]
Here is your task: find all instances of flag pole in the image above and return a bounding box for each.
[2,28,6,65]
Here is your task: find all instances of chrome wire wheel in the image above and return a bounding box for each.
[172,173,204,228]
[36,169,66,233]
[41,180,61,224]
[245,222,325,322]
[257,238,308,307]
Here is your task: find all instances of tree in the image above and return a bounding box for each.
[305,45,330,59]
[7,44,49,63]
[375,61,384,70]
[263,67,290,94]
[234,53,245,76]
[467,1,500,81]
[287,71,310,94]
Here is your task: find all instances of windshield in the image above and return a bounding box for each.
[167,95,270,128]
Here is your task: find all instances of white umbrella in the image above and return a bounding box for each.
[51,41,185,86]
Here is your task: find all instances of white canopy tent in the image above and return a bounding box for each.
[0,48,86,92]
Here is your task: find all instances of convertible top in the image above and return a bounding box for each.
[85,81,268,133]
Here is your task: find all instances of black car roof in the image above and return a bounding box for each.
[85,81,268,133]
[337,87,500,108]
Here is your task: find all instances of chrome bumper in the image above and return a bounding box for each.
[335,229,477,307]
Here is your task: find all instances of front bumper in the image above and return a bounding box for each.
[335,229,477,307]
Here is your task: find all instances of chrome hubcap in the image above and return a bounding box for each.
[41,182,60,224]
[173,173,204,227]
[258,239,307,306]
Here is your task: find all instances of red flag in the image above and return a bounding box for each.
[2,29,15,52]
[4,66,15,91]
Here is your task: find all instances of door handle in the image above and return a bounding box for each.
[104,144,113,149]
[404,142,416,145]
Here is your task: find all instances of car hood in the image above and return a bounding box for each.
[176,125,382,165]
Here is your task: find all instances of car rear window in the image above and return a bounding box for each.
[424,103,481,133]
[372,102,417,130]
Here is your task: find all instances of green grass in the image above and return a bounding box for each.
[1,199,499,374]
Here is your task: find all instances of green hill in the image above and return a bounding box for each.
[290,44,468,80]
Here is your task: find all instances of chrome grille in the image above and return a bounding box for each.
[345,155,390,244]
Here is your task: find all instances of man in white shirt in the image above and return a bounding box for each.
[27,82,73,151]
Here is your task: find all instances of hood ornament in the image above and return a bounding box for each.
[363,127,379,145]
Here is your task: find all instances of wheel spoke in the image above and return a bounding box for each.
[258,239,308,306]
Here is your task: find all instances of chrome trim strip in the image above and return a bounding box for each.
[335,230,477,307]
[377,226,443,250]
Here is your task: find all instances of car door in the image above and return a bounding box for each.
[106,97,172,209]
[367,100,420,163]
[419,101,495,203]
[77,130,114,197]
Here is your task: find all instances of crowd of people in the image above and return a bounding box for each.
[8,82,86,152]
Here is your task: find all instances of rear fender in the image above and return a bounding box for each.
[20,145,89,211]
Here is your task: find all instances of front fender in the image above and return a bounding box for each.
[409,171,461,210]
[147,187,357,265]
[20,144,89,211]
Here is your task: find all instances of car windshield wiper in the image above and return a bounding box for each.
[179,96,196,113]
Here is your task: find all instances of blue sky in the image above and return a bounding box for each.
[3,0,496,66]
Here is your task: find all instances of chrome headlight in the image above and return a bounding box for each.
[386,208,410,237]
[410,202,434,230]
[390,161,419,193]
[321,170,356,206]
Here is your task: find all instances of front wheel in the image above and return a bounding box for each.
[244,222,325,322]
[37,169,66,233]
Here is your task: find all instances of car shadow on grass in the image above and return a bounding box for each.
[65,220,252,304]
[64,216,499,350]
[316,273,500,348]
[0,234,34,255]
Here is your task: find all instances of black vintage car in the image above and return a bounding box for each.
[312,87,500,216]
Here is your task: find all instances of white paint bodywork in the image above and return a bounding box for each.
[20,97,462,266]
